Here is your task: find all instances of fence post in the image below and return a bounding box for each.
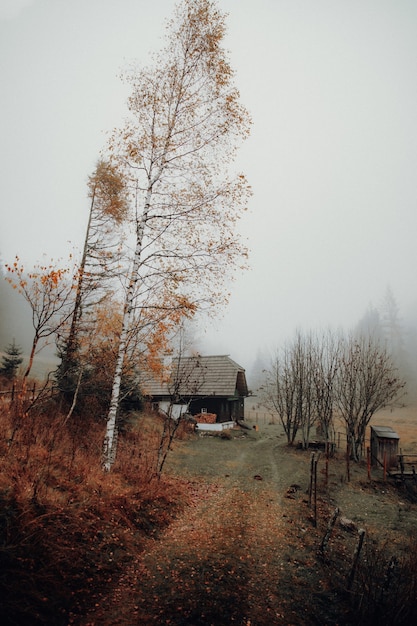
[308,451,320,526]
[324,441,329,488]
[318,507,339,557]
[308,452,315,507]
[399,453,404,480]
[348,528,366,589]
[346,441,351,483]
[313,454,318,527]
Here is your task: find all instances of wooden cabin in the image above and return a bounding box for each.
[144,354,248,422]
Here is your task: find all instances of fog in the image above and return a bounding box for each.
[1,0,417,378]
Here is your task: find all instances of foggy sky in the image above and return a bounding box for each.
[1,0,417,370]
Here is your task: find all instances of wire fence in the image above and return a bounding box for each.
[243,403,377,454]
[0,381,57,412]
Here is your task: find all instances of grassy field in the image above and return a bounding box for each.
[245,395,417,452]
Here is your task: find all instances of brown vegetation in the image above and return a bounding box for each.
[1,384,417,625]
[0,388,192,625]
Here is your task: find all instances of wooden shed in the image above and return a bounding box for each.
[370,425,399,469]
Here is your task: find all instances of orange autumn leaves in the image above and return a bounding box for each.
[5,257,76,294]
[4,257,78,383]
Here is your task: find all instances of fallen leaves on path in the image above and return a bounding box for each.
[81,475,335,625]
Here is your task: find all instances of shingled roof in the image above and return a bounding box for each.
[144,355,248,398]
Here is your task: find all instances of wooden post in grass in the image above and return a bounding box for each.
[313,454,318,527]
[318,507,339,557]
[383,451,387,482]
[348,528,365,589]
[346,441,351,483]
[367,446,371,481]
[324,441,329,488]
[383,555,398,592]
[308,451,320,526]
[308,452,315,507]
[399,453,404,480]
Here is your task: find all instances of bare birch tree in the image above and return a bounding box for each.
[102,0,251,470]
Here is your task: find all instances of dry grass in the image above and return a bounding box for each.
[0,383,191,625]
[1,382,417,625]
[368,404,417,453]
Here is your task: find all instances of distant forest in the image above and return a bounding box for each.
[249,287,417,402]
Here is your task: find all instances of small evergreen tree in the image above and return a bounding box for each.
[1,339,23,379]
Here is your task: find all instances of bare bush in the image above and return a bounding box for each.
[349,535,417,625]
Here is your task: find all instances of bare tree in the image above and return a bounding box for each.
[103,0,251,470]
[336,334,405,461]
[264,329,404,459]
[312,329,341,444]
[270,331,319,450]
[263,330,342,449]
[156,329,205,476]
[262,341,300,445]
[262,331,316,447]
[294,331,316,450]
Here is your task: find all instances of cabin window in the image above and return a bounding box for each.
[201,408,207,413]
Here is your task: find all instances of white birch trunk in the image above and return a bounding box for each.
[102,189,152,471]
[102,319,130,471]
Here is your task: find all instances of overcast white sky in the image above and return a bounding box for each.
[1,0,417,370]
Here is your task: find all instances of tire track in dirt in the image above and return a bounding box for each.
[80,428,332,625]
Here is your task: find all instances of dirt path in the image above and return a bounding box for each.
[80,425,348,625]
[80,421,417,625]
